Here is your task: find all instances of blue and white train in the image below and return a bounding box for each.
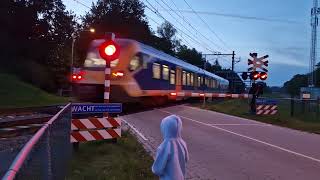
[72,38,229,103]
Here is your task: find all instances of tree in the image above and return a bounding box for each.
[154,21,179,55]
[79,0,153,63]
[283,74,308,96]
[0,0,77,91]
[176,45,204,68]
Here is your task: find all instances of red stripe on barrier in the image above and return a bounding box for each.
[72,119,87,129]
[89,130,104,140]
[107,117,120,127]
[88,117,105,129]
[71,131,87,142]
[107,129,120,138]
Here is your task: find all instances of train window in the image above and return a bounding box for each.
[170,70,175,84]
[182,71,186,85]
[162,65,169,80]
[198,77,201,87]
[129,56,141,71]
[190,73,194,86]
[212,79,217,88]
[186,73,190,86]
[153,63,161,79]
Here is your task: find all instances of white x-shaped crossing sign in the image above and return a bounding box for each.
[248,53,269,72]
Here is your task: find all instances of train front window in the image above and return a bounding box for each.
[198,77,201,87]
[186,73,190,86]
[170,70,175,84]
[129,56,141,71]
[162,65,169,80]
[153,63,161,79]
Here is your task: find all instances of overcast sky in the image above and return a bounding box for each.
[63,0,313,86]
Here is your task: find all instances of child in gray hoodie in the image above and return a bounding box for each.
[152,115,189,180]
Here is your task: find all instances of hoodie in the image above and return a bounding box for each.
[152,115,189,180]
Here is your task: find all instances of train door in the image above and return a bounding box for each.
[176,67,182,91]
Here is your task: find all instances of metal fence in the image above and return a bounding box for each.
[2,104,71,180]
[279,98,320,122]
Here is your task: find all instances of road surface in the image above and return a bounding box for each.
[120,104,320,180]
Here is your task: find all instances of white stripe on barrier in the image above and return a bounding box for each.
[264,105,270,110]
[257,105,263,110]
[98,129,113,139]
[105,68,111,74]
[105,80,110,87]
[271,106,277,110]
[263,110,270,115]
[191,93,199,97]
[104,92,110,99]
[70,136,77,143]
[257,110,263,115]
[71,123,77,130]
[79,131,95,141]
[231,94,239,98]
[218,94,226,98]
[271,110,278,115]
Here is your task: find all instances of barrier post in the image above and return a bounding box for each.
[290,95,294,117]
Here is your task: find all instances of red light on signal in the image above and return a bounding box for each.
[104,45,116,56]
[170,92,177,96]
[72,75,77,80]
[250,71,260,80]
[99,40,120,62]
[260,72,268,80]
[77,75,82,80]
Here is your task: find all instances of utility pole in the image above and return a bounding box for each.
[202,51,237,93]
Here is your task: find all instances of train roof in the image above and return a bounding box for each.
[92,38,229,83]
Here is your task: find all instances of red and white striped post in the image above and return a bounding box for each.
[104,62,111,117]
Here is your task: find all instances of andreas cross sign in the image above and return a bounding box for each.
[248,53,269,72]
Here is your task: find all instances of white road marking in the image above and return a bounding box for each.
[181,105,268,125]
[209,124,271,126]
[158,109,320,164]
[120,118,148,141]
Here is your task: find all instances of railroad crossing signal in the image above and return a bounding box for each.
[99,40,120,62]
[248,53,269,72]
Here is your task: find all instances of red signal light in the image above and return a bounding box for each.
[72,75,77,80]
[260,72,268,80]
[77,75,82,80]
[99,40,120,62]
[250,71,260,80]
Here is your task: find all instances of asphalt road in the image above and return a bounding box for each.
[120,104,320,180]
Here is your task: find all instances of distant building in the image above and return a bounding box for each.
[300,87,320,99]
[216,70,245,93]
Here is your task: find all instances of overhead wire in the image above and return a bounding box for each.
[182,0,232,51]
[157,0,224,52]
[144,0,218,53]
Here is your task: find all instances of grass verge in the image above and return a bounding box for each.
[0,73,68,109]
[194,99,320,134]
[67,131,157,180]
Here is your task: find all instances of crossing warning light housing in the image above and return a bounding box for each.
[250,71,260,80]
[99,40,120,62]
[260,72,268,80]
[241,72,248,80]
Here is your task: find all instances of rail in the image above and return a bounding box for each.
[2,103,71,180]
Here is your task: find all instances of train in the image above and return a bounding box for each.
[72,38,229,104]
